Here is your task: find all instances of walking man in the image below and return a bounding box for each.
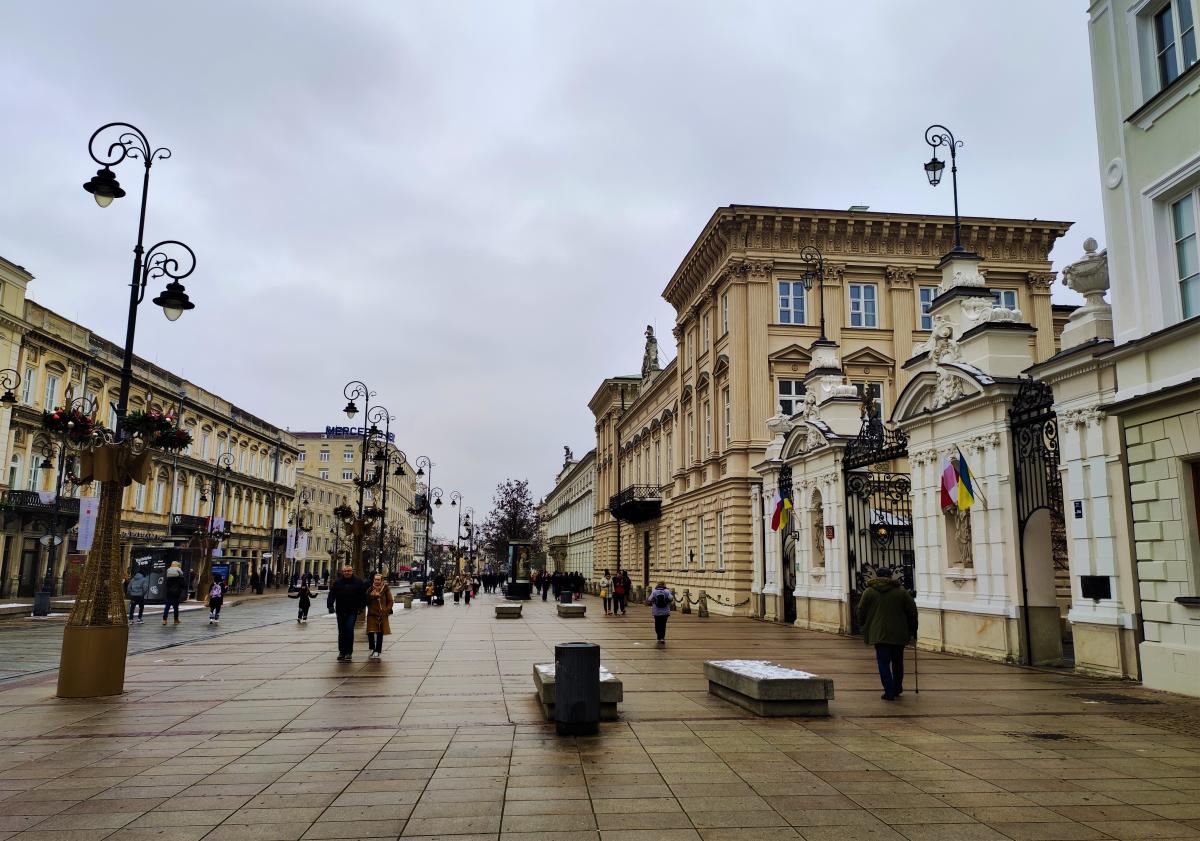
[645,581,675,645]
[162,560,185,625]
[327,564,367,661]
[855,567,918,701]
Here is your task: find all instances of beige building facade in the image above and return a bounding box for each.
[543,447,597,578]
[592,206,1072,615]
[294,431,417,575]
[0,294,300,596]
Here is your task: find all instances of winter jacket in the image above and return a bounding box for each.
[599,577,612,597]
[365,586,394,634]
[855,577,918,647]
[163,567,186,599]
[646,586,674,617]
[127,573,149,598]
[288,587,312,608]
[327,574,368,615]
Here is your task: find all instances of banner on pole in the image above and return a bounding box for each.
[76,495,100,551]
[286,526,297,560]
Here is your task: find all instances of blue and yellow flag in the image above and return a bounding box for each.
[956,447,976,510]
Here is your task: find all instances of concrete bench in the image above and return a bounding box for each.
[533,662,622,721]
[704,659,834,717]
[556,603,586,618]
[495,602,523,619]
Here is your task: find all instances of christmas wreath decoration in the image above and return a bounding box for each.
[122,409,193,451]
[41,407,101,444]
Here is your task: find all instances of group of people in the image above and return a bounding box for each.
[597,569,633,616]
[532,569,586,602]
[124,560,189,625]
[325,565,394,660]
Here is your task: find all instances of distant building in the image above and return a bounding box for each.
[542,447,596,578]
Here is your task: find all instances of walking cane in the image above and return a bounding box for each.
[913,639,920,694]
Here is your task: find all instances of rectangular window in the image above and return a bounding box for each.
[21,367,34,405]
[342,470,353,481]
[778,280,806,325]
[154,481,165,514]
[721,292,729,334]
[319,451,330,462]
[698,516,706,570]
[855,381,884,418]
[777,379,806,416]
[849,283,878,327]
[686,332,693,367]
[1172,192,1200,318]
[666,430,673,475]
[201,432,210,460]
[919,285,938,330]
[717,512,726,570]
[134,483,145,512]
[298,451,305,462]
[687,412,695,462]
[344,451,354,461]
[704,401,712,454]
[722,387,731,448]
[654,440,661,485]
[1155,2,1197,89]
[993,289,1019,311]
[318,469,329,480]
[703,313,710,349]
[44,375,59,411]
[681,520,689,569]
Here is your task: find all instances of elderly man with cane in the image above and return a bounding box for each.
[856,566,918,701]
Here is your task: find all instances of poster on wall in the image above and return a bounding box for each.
[130,547,186,604]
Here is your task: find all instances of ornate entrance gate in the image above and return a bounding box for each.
[1009,377,1068,663]
[843,403,914,632]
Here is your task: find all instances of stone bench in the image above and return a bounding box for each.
[556,603,586,618]
[704,659,834,717]
[495,602,523,619]
[533,662,622,721]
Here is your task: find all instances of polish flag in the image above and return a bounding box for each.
[940,457,958,511]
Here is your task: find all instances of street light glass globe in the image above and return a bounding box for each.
[162,304,184,321]
[94,193,114,208]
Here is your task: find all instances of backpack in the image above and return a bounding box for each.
[613,579,625,595]
[209,582,223,599]
[653,590,670,609]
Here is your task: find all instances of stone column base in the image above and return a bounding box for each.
[1072,621,1140,679]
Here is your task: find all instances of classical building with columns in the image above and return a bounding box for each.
[591,205,1072,615]
[542,446,597,579]
[0,293,300,597]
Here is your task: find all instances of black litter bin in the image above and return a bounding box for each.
[559,591,574,605]
[554,642,600,736]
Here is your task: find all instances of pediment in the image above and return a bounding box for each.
[768,343,813,364]
[893,364,990,423]
[713,353,730,376]
[781,420,832,460]
[842,346,895,367]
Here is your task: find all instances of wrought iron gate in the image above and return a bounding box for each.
[843,402,914,632]
[1009,377,1068,662]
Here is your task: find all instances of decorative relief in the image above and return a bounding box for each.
[934,369,965,408]
[822,263,846,284]
[1061,407,1104,428]
[961,297,1024,325]
[908,447,937,467]
[964,432,999,454]
[925,315,962,365]
[746,259,774,278]
[885,265,916,288]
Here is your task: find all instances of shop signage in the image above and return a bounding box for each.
[325,426,395,442]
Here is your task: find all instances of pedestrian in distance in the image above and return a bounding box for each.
[250,569,260,595]
[646,581,674,645]
[855,566,918,701]
[620,570,633,614]
[162,561,185,625]
[207,576,226,624]
[126,567,149,624]
[599,570,613,615]
[611,572,626,616]
[289,581,313,622]
[327,564,368,661]
[365,573,394,659]
[463,576,473,606]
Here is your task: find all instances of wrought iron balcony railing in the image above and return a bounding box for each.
[1,490,81,518]
[608,485,662,524]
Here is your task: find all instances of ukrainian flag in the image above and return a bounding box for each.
[956,447,976,510]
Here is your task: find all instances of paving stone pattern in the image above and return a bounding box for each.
[0,593,1198,840]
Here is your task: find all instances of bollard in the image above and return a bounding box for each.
[554,642,600,736]
[697,590,709,618]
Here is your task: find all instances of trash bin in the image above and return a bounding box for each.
[554,642,600,736]
[559,591,574,605]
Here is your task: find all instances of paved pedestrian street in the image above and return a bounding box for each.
[1,593,1198,841]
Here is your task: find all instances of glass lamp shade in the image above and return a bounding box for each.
[393,464,405,477]
[343,401,358,419]
[152,281,194,321]
[0,390,15,405]
[416,467,424,477]
[924,156,945,186]
[374,449,386,465]
[434,497,442,507]
[83,167,125,206]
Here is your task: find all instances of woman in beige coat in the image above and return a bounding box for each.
[365,573,394,660]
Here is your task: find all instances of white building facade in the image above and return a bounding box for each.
[544,448,596,578]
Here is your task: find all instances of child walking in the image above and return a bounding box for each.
[289,583,313,622]
[208,576,226,625]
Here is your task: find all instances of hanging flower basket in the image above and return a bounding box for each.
[42,407,101,445]
[333,503,354,520]
[122,410,192,451]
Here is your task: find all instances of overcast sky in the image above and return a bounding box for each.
[1,2,1101,529]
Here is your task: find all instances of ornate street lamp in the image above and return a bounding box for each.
[798,245,828,342]
[923,124,966,253]
[0,369,21,405]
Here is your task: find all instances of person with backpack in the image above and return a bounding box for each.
[126,568,149,624]
[162,561,186,625]
[646,582,675,645]
[289,581,313,622]
[208,576,226,625]
[611,572,627,616]
[855,566,918,701]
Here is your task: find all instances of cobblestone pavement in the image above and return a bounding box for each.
[0,592,1197,841]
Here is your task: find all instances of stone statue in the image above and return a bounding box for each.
[800,390,820,421]
[934,367,965,408]
[641,325,661,380]
[563,445,574,465]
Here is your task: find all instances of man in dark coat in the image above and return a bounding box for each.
[327,564,367,661]
[855,567,918,701]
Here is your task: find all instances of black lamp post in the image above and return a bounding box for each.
[366,406,397,577]
[414,457,441,580]
[288,490,312,581]
[31,424,71,616]
[462,506,475,568]
[798,245,828,343]
[85,123,197,439]
[923,124,966,254]
[449,491,463,565]
[196,451,234,597]
[0,369,21,406]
